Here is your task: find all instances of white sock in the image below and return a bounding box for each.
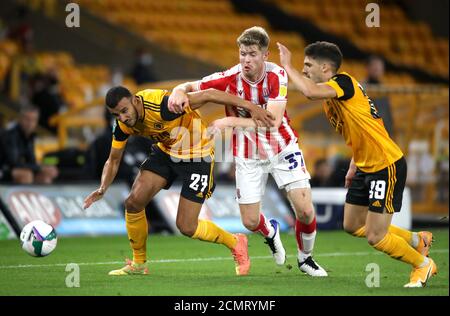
[418,256,429,268]
[297,231,316,262]
[411,233,419,248]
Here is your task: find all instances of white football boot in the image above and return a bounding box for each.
[264,219,286,265]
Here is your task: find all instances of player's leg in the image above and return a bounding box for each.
[271,142,325,274]
[344,162,433,256]
[364,157,437,287]
[109,169,167,275]
[343,203,432,256]
[109,146,173,275]
[176,155,250,276]
[286,185,327,276]
[235,157,285,265]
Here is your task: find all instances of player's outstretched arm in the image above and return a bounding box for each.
[187,88,275,127]
[168,81,200,113]
[83,146,125,209]
[277,42,336,100]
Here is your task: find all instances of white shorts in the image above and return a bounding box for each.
[235,142,311,204]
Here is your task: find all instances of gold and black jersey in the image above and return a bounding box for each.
[323,72,403,172]
[111,89,213,159]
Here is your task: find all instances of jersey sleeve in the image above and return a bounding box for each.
[325,74,355,100]
[198,67,236,91]
[111,120,130,149]
[267,67,288,102]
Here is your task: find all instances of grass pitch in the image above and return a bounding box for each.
[0,229,448,296]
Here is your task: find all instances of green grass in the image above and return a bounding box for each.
[0,229,448,296]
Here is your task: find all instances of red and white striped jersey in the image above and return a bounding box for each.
[196,62,298,159]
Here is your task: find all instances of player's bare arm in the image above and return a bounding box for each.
[344,157,357,188]
[277,42,336,100]
[168,81,200,113]
[187,88,275,127]
[83,146,125,209]
[210,99,287,132]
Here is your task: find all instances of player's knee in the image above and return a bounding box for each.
[366,231,384,246]
[295,208,314,221]
[176,221,196,237]
[241,216,259,231]
[343,222,357,235]
[124,196,144,213]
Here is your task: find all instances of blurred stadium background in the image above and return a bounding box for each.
[0,0,448,295]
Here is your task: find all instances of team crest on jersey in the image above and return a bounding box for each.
[279,85,287,97]
[262,88,270,97]
[154,123,163,130]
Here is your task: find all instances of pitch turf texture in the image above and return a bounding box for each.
[0,229,448,296]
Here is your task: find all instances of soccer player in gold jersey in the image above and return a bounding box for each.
[83,86,275,276]
[277,41,437,288]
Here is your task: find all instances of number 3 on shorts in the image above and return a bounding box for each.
[369,180,386,199]
[189,173,208,192]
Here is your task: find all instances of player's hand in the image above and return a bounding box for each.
[168,89,189,114]
[277,42,293,70]
[249,105,275,127]
[344,161,357,188]
[83,188,105,209]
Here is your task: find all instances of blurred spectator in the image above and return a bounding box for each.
[5,40,42,103]
[310,158,333,187]
[131,48,157,85]
[0,105,58,184]
[7,5,34,50]
[363,55,394,136]
[31,68,65,133]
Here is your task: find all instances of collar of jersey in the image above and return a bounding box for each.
[240,62,266,85]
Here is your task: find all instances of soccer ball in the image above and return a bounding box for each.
[20,220,58,257]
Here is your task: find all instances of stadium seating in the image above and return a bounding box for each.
[274,0,448,79]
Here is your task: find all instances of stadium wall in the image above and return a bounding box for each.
[0,183,412,240]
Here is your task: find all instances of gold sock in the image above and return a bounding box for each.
[373,232,425,268]
[191,220,237,250]
[353,225,413,246]
[125,210,148,264]
[352,226,366,237]
[388,225,413,245]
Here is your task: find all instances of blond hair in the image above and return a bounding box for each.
[237,26,270,51]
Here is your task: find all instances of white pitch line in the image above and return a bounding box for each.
[0,249,447,270]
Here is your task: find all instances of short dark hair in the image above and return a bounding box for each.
[304,41,343,72]
[105,86,132,108]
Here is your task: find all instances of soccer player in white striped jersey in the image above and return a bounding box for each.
[169,26,327,277]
